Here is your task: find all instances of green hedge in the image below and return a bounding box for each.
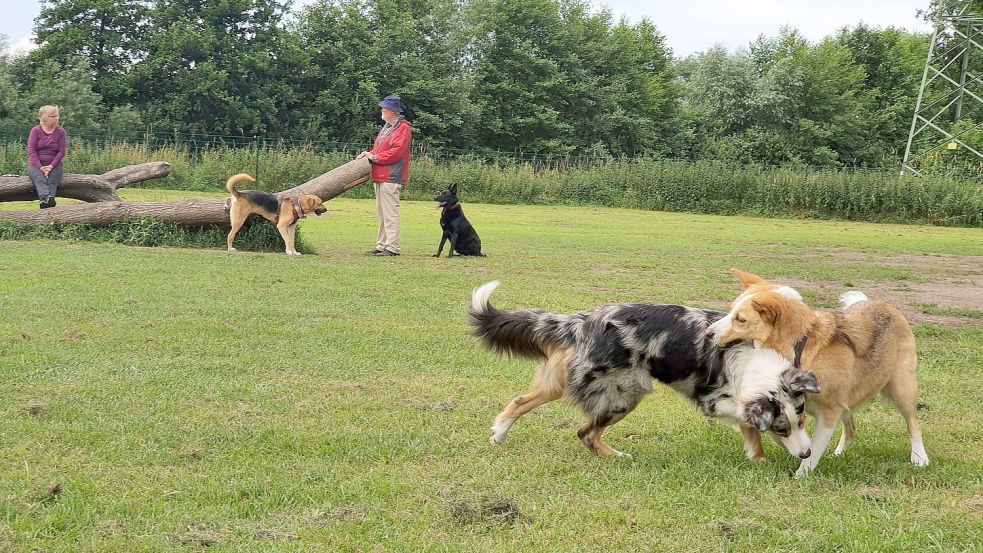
[0,217,308,253]
[3,140,981,227]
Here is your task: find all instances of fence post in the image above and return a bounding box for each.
[254,135,260,182]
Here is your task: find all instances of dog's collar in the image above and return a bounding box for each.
[793,335,808,369]
[441,202,461,212]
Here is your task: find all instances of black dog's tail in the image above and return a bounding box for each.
[469,281,581,359]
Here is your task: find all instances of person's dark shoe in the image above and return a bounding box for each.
[367,249,383,255]
[47,196,56,208]
[39,196,52,209]
[374,249,400,256]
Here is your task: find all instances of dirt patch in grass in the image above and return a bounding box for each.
[62,329,86,341]
[22,401,47,417]
[769,249,983,329]
[172,524,223,547]
[440,486,524,529]
[36,482,62,505]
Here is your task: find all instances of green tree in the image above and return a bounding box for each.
[561,9,681,156]
[129,0,302,135]
[295,0,474,148]
[465,0,573,154]
[836,24,929,163]
[0,36,26,133]
[29,0,148,105]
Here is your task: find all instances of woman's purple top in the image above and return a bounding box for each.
[27,125,68,169]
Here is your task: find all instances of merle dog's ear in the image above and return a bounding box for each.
[745,397,775,432]
[786,370,821,395]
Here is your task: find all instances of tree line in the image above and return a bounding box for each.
[0,0,954,168]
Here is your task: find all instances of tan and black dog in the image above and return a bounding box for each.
[225,173,326,256]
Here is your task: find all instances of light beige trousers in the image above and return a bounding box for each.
[374,182,401,253]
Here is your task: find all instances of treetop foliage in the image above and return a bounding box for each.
[0,0,936,167]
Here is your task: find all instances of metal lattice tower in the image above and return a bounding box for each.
[902,1,983,175]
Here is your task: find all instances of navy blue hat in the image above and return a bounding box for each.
[379,95,403,113]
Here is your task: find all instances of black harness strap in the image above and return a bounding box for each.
[276,195,304,225]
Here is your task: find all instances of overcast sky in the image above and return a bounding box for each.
[2,0,932,57]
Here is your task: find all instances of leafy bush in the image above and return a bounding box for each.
[0,217,310,253]
[2,140,980,227]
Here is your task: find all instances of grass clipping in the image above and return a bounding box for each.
[0,216,312,254]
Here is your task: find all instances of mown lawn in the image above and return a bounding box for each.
[1,191,981,552]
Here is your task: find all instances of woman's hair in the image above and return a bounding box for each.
[38,105,60,122]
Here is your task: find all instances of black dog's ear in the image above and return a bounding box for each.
[450,183,457,193]
[745,397,775,432]
[786,370,821,395]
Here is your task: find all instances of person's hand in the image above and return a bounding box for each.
[41,165,52,177]
[357,151,372,160]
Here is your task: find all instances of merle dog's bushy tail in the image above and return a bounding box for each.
[469,281,582,359]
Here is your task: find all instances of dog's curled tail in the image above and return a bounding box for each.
[226,173,256,198]
[469,281,579,359]
[839,290,869,309]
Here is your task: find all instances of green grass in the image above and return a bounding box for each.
[1,193,981,552]
[915,303,983,319]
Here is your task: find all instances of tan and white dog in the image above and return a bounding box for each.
[706,269,928,477]
[225,173,326,256]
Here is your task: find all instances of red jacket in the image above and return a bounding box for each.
[369,117,412,185]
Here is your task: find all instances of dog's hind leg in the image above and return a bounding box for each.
[227,215,246,252]
[491,376,562,445]
[576,406,638,459]
[881,354,928,466]
[491,348,572,445]
[447,232,458,257]
[834,413,855,456]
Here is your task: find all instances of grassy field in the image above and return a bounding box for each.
[1,191,981,552]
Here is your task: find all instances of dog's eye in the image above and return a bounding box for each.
[735,314,746,323]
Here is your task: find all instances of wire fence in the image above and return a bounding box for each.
[2,128,981,227]
[0,127,917,177]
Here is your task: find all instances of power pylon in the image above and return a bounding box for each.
[902,1,983,175]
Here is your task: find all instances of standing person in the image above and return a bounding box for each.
[27,105,68,209]
[357,95,412,256]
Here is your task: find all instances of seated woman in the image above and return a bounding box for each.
[27,105,68,209]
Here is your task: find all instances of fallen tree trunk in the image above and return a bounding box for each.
[0,158,370,227]
[0,162,172,203]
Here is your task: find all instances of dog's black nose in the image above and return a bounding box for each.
[799,449,812,459]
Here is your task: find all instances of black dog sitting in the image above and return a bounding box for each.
[433,184,485,257]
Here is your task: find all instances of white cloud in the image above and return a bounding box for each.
[596,0,932,56]
[3,35,36,57]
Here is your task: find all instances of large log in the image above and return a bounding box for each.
[0,158,371,227]
[0,162,172,203]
